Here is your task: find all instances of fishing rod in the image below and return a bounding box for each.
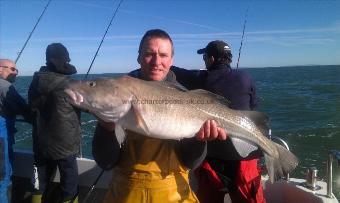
[82,1,124,202]
[82,169,105,202]
[236,5,249,69]
[15,0,52,63]
[84,0,124,79]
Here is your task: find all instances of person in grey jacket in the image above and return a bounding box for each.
[1,59,31,160]
[0,58,30,202]
[28,43,81,203]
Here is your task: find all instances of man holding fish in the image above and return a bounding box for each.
[92,29,227,203]
[65,29,298,203]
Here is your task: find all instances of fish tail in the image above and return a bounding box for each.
[265,143,299,183]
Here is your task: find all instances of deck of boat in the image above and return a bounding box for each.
[11,176,107,203]
[11,149,110,202]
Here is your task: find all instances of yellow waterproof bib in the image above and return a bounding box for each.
[103,130,198,203]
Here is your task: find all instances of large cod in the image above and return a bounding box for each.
[65,76,298,182]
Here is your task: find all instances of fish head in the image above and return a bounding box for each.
[65,77,133,122]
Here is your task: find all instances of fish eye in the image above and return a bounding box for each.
[88,81,96,87]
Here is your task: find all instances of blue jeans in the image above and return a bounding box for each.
[0,116,11,203]
[37,154,78,201]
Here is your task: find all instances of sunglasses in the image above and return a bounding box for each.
[0,66,18,73]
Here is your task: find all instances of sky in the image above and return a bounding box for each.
[1,0,340,76]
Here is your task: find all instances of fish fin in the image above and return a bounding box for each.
[188,89,231,107]
[132,107,150,135]
[275,143,299,178]
[264,143,299,183]
[115,124,126,147]
[240,111,270,137]
[264,153,275,183]
[230,137,258,158]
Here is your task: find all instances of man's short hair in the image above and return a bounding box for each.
[138,29,174,56]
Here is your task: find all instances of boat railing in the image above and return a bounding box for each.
[327,149,340,198]
[269,129,339,199]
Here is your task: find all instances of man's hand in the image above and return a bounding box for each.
[196,120,227,141]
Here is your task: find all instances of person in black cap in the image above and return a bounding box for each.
[197,40,232,70]
[170,40,264,202]
[28,43,81,203]
[194,40,264,203]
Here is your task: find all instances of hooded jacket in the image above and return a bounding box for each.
[28,66,81,160]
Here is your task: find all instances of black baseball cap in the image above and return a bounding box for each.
[197,40,231,58]
[46,43,70,62]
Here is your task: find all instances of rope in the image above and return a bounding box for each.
[82,1,125,202]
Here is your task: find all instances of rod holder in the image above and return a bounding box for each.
[326,150,340,198]
[305,167,318,190]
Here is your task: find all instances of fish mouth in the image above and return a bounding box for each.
[65,89,84,105]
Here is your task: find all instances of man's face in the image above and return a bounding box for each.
[138,37,173,81]
[0,60,18,83]
[203,53,214,71]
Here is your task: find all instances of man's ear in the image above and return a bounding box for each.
[210,56,215,63]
